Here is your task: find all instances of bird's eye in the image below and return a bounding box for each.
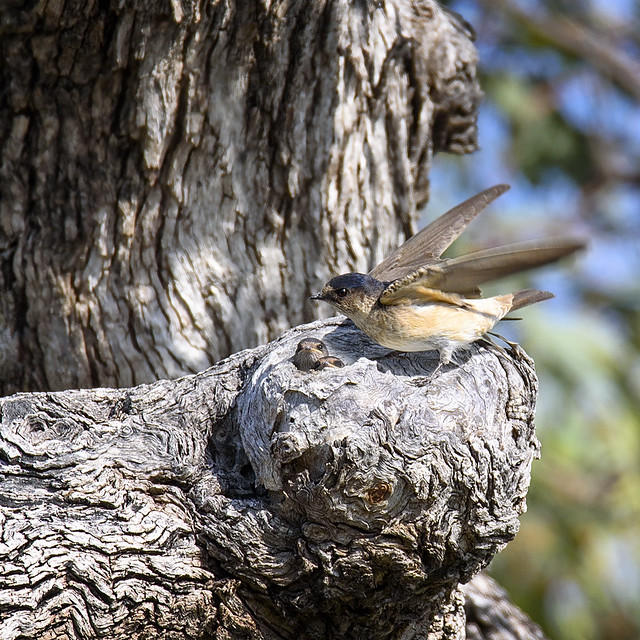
[336,288,349,298]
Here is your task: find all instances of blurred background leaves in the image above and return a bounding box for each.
[431,1,640,638]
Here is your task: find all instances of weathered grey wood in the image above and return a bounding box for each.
[0,0,480,394]
[463,573,549,640]
[0,318,541,639]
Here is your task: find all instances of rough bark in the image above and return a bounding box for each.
[0,0,480,394]
[463,574,548,640]
[0,318,543,639]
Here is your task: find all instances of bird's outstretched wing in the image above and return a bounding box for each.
[369,184,510,281]
[378,237,584,299]
[419,237,585,296]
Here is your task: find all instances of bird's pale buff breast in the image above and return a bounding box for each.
[350,295,513,353]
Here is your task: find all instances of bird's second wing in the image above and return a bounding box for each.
[429,237,585,294]
[379,236,584,299]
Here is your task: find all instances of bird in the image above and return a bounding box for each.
[310,184,585,368]
[315,355,345,370]
[293,338,330,371]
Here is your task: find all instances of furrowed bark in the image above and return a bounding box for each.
[0,0,479,394]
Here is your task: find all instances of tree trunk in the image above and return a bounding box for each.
[0,0,480,394]
[0,319,546,639]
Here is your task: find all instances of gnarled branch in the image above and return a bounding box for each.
[0,318,543,639]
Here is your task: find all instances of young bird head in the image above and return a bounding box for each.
[311,273,385,319]
[293,338,329,371]
[316,355,345,370]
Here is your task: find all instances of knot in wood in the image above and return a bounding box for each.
[366,481,393,504]
[239,323,538,540]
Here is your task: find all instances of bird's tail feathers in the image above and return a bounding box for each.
[509,288,554,312]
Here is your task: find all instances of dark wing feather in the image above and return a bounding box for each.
[378,237,585,298]
[427,237,585,294]
[369,184,510,281]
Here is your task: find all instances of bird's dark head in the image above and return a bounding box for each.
[310,273,384,318]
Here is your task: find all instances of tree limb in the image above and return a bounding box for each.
[0,318,541,639]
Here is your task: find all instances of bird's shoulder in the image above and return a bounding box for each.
[380,267,470,308]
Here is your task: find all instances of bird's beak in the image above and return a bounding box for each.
[309,292,325,301]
